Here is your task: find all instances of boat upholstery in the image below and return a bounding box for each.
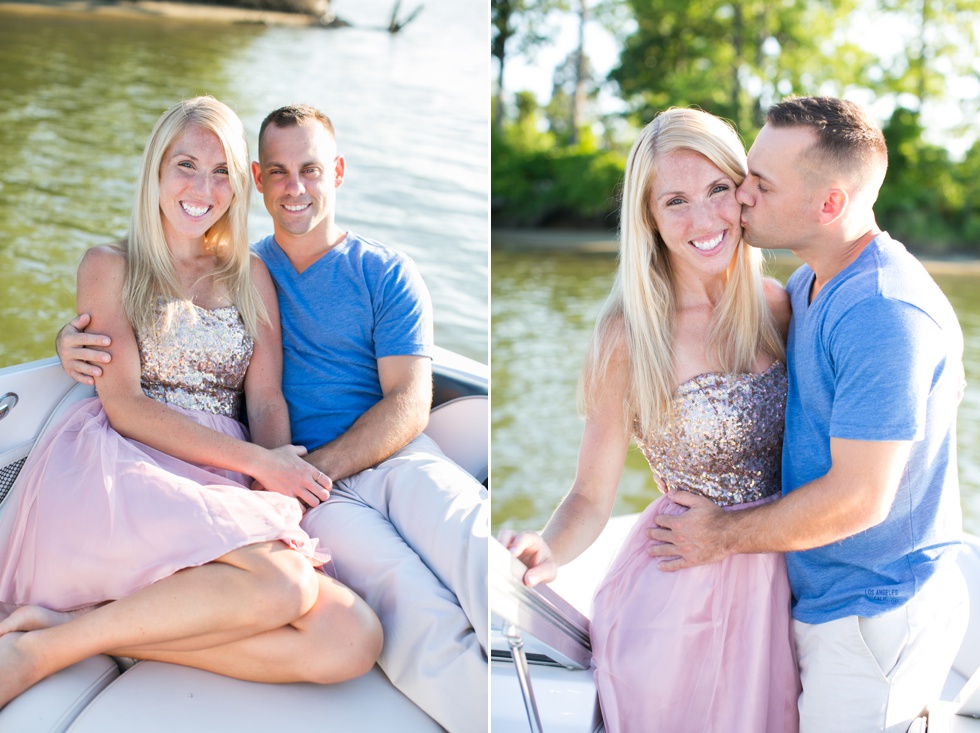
[431,358,487,408]
[63,662,444,732]
[424,395,488,484]
[943,533,980,699]
[0,656,119,733]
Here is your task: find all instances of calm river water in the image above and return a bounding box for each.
[491,238,980,538]
[0,0,488,367]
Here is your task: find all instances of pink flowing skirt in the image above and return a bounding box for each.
[0,397,325,611]
[591,494,800,733]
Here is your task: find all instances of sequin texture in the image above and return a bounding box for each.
[137,301,253,419]
[634,362,787,507]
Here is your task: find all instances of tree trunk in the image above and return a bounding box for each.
[495,49,507,132]
[492,0,513,133]
[731,1,743,129]
[569,0,587,146]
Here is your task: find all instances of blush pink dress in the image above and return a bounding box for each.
[0,302,323,612]
[590,363,800,732]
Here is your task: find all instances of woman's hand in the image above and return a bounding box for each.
[497,529,558,588]
[251,445,332,508]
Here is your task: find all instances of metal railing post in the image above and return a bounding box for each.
[503,623,544,733]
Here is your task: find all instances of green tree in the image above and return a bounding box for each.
[492,0,568,131]
[492,92,624,227]
[953,139,980,246]
[866,0,980,155]
[546,49,596,144]
[873,0,980,105]
[876,107,961,250]
[610,0,872,133]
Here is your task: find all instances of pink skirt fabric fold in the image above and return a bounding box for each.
[591,494,800,733]
[0,396,325,612]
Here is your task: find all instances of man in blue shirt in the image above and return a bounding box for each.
[58,105,487,733]
[648,97,967,732]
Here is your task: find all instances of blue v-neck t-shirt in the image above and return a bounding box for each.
[783,232,963,623]
[253,232,433,450]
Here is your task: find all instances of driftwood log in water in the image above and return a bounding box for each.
[164,0,422,29]
[204,0,330,18]
[387,0,422,32]
[5,0,429,29]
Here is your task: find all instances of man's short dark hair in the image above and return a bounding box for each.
[259,104,335,147]
[766,96,887,183]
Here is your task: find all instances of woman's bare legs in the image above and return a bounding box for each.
[115,572,382,684]
[0,540,375,706]
[0,606,93,635]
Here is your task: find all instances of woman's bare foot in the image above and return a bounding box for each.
[0,605,91,636]
[0,632,43,708]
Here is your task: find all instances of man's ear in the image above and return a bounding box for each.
[251,161,263,193]
[819,188,848,224]
[334,155,346,188]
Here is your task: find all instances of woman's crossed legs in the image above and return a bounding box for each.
[0,540,382,707]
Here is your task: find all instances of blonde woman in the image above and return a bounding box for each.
[0,97,381,708]
[499,108,799,731]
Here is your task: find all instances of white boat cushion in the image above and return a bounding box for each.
[953,535,980,680]
[0,655,119,733]
[423,395,488,484]
[65,661,445,732]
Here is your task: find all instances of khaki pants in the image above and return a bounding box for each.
[795,558,969,733]
[301,433,488,733]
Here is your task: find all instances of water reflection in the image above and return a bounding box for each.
[491,245,980,536]
[0,13,248,362]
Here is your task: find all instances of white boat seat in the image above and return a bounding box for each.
[64,661,445,732]
[926,535,980,732]
[942,533,980,700]
[0,655,119,733]
[423,395,488,484]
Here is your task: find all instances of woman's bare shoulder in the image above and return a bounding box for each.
[78,242,126,279]
[248,251,273,281]
[248,252,278,301]
[763,276,791,335]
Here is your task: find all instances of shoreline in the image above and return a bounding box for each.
[0,0,322,26]
[491,228,980,274]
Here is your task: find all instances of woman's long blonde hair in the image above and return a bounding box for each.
[120,96,267,337]
[583,108,784,436]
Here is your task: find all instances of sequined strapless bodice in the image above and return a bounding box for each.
[137,302,254,420]
[634,362,787,507]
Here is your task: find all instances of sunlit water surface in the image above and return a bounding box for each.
[0,0,488,366]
